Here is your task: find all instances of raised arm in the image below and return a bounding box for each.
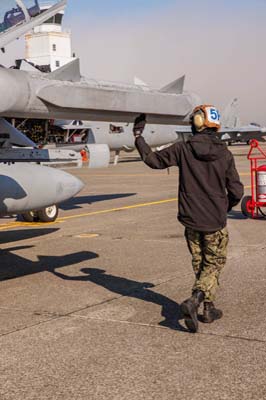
[135,136,180,169]
[133,114,180,169]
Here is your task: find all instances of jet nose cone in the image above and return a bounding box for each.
[57,172,84,202]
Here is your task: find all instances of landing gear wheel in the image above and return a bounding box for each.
[37,205,59,223]
[20,211,39,222]
[241,195,253,218]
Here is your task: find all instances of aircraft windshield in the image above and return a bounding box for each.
[23,1,40,17]
[0,1,41,33]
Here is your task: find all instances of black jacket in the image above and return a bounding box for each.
[135,132,244,232]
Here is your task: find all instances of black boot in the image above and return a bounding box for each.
[181,290,205,333]
[202,302,223,323]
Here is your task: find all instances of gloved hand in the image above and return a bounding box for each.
[133,114,146,137]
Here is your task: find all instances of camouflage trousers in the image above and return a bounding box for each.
[185,227,229,302]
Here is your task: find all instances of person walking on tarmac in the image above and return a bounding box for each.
[133,106,244,333]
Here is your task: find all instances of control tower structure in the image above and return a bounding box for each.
[25,1,75,71]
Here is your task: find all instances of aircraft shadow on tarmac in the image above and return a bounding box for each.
[52,268,187,332]
[0,228,60,245]
[60,193,136,210]
[0,232,99,281]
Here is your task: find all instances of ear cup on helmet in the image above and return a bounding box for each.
[193,112,205,131]
[190,105,221,133]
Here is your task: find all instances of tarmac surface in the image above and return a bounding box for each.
[0,144,265,399]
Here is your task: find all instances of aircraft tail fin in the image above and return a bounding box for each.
[134,77,148,87]
[160,75,185,94]
[221,98,240,128]
[134,77,150,92]
[47,58,81,82]
[18,60,42,74]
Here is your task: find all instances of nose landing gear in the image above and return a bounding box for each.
[20,204,59,223]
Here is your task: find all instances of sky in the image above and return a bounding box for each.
[1,0,266,125]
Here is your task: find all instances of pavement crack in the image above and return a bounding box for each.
[0,315,58,338]
[67,314,266,345]
[0,274,262,347]
[199,331,266,344]
[0,273,187,338]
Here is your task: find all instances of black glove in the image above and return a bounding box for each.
[133,114,146,136]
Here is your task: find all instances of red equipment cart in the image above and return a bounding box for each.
[241,139,266,218]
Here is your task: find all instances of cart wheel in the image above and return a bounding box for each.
[241,196,253,217]
[20,211,39,222]
[37,205,59,223]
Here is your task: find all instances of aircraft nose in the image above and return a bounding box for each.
[57,172,84,202]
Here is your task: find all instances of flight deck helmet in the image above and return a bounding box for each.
[190,105,221,133]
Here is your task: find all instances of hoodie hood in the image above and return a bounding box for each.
[188,133,227,161]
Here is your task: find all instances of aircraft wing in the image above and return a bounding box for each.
[0,0,67,49]
[220,126,266,143]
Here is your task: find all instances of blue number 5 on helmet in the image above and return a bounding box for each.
[190,105,221,132]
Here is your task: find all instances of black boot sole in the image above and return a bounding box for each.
[181,301,198,333]
[202,311,223,324]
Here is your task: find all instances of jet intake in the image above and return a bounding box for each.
[84,144,110,168]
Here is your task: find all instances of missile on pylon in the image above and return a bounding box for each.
[0,60,200,125]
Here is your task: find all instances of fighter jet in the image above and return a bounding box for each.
[169,98,266,144]
[0,1,83,222]
[218,99,266,143]
[0,0,201,221]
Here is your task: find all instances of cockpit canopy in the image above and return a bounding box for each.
[0,1,40,33]
[0,0,66,50]
[0,1,63,34]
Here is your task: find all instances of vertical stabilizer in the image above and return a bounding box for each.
[221,98,240,128]
[47,59,81,82]
[160,75,185,94]
[134,77,149,91]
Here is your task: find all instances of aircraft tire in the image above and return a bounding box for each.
[20,211,39,222]
[37,205,59,223]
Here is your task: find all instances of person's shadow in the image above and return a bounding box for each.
[52,267,186,332]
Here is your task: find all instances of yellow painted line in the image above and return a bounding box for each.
[0,199,177,231]
[75,234,99,239]
[59,198,177,221]
[0,185,253,232]
[0,220,64,231]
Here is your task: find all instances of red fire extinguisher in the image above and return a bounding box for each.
[241,140,266,218]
